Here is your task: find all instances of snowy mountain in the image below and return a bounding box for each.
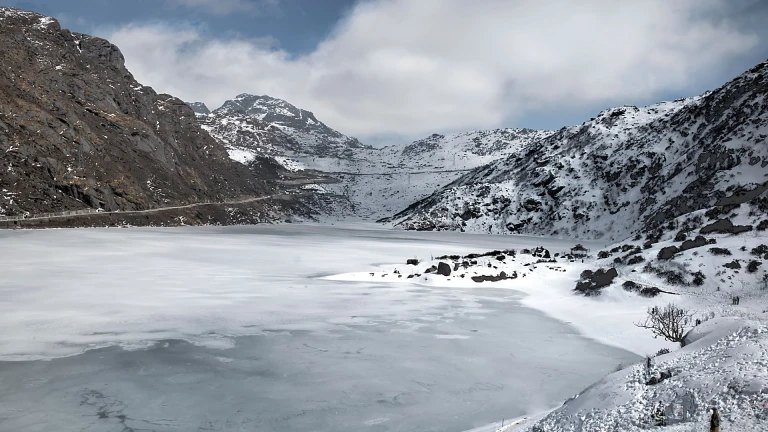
[193,94,554,219]
[314,128,554,218]
[391,60,768,241]
[198,94,367,161]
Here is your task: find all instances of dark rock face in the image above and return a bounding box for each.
[0,8,273,221]
[436,262,452,276]
[406,258,419,266]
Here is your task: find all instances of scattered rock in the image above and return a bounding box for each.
[437,262,452,277]
[471,271,517,283]
[406,258,420,266]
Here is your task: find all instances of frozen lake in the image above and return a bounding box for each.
[0,224,638,432]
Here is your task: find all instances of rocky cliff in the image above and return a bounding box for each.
[0,8,276,222]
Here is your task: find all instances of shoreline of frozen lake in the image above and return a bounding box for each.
[0,224,635,432]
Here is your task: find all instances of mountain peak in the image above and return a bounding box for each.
[186,101,211,116]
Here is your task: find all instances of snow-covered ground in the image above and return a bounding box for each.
[0,225,637,432]
[330,218,768,431]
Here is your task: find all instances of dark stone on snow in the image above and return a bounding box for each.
[437,262,452,277]
[657,246,679,260]
[680,235,708,251]
[471,271,517,283]
[700,218,753,235]
[406,258,420,266]
[724,260,741,269]
[574,267,619,296]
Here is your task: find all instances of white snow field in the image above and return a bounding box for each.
[337,222,768,432]
[0,225,638,432]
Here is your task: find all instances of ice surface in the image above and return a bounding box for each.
[0,225,637,431]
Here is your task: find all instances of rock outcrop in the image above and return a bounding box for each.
[0,8,277,223]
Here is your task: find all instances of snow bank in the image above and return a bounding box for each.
[504,318,768,432]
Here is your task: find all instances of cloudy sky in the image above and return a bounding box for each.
[6,0,768,145]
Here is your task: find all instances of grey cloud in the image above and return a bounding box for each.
[106,0,762,142]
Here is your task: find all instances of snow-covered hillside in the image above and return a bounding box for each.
[313,129,553,218]
[502,199,768,432]
[195,94,366,162]
[334,197,768,432]
[393,60,768,241]
[191,95,554,219]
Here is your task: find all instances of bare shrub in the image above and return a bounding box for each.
[635,303,693,346]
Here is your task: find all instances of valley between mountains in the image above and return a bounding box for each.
[1,6,767,432]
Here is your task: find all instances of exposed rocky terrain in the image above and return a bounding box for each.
[193,93,367,162]
[391,60,768,241]
[0,8,292,226]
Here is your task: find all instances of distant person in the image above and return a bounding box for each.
[644,356,652,380]
[710,407,721,432]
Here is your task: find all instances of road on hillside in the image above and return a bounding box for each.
[1,194,285,223]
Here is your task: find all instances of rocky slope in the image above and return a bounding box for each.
[195,94,367,162]
[392,60,768,241]
[0,8,285,224]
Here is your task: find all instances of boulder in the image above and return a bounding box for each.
[437,262,452,277]
[574,267,619,296]
[680,235,708,252]
[406,258,419,266]
[657,246,679,260]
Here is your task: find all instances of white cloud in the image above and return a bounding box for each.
[170,0,278,16]
[106,0,759,142]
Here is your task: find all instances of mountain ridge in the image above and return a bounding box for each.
[390,59,768,241]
